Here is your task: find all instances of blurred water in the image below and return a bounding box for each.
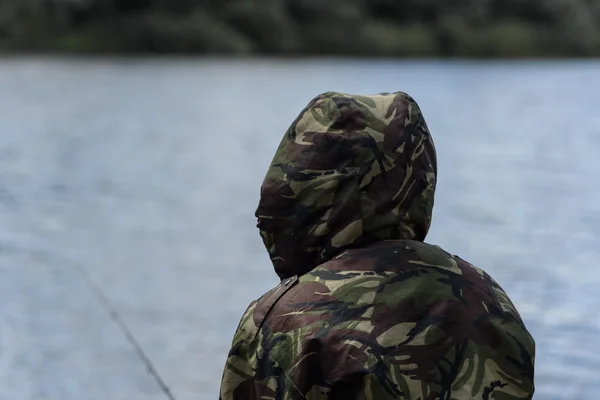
[0,57,598,400]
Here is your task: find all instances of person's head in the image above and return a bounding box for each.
[256,91,437,279]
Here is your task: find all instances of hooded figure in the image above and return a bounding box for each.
[219,91,535,399]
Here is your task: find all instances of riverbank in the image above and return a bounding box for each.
[2,20,599,58]
[1,1,600,57]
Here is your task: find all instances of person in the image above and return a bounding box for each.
[219,91,535,399]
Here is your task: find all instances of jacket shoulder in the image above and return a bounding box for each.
[258,241,535,397]
[220,279,305,400]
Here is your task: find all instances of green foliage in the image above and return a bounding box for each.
[359,22,437,57]
[0,0,599,56]
[109,11,256,54]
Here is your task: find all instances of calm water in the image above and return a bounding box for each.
[0,58,598,400]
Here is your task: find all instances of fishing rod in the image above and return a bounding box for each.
[35,249,178,400]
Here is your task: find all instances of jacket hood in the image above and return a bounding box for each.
[256,91,437,280]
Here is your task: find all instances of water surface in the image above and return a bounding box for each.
[0,58,598,400]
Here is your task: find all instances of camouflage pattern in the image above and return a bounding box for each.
[220,91,535,399]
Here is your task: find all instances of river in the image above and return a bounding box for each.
[0,57,598,400]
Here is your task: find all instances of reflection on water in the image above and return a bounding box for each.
[0,58,599,399]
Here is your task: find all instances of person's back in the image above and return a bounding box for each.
[219,91,535,399]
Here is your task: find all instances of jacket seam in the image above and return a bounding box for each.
[267,352,305,399]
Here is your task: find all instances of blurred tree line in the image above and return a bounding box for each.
[1,0,600,56]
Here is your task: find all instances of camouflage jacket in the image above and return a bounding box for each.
[219,92,535,399]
